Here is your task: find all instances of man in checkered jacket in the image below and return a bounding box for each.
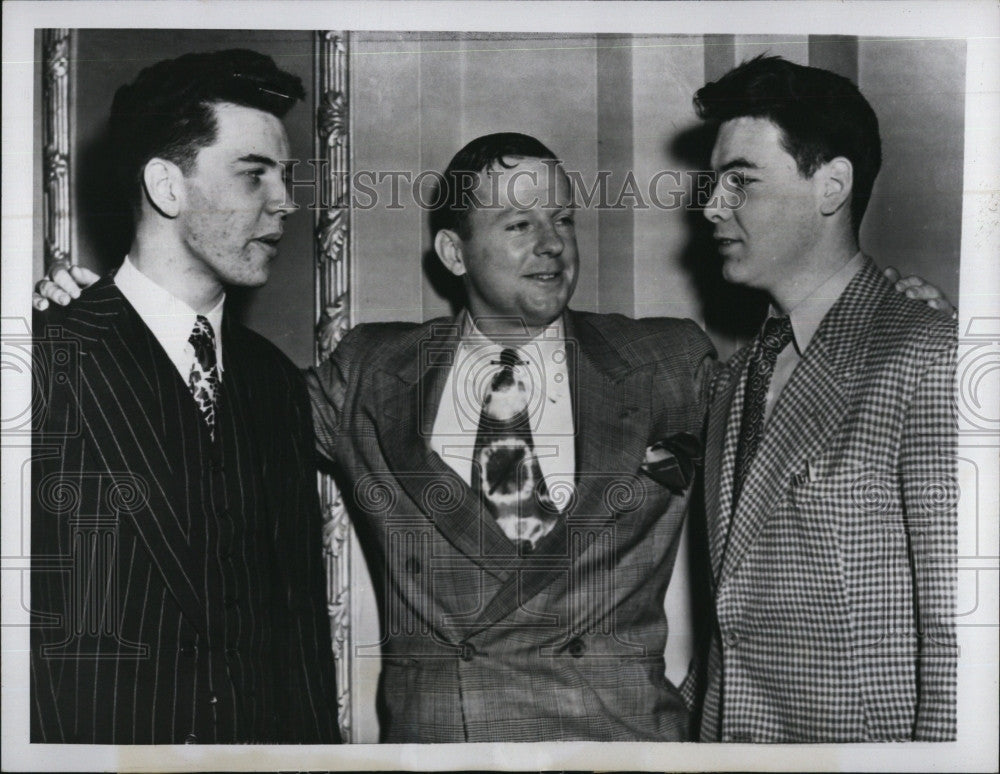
[692,56,958,742]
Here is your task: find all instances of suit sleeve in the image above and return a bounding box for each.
[276,364,343,743]
[899,333,958,740]
[302,329,364,466]
[686,322,720,420]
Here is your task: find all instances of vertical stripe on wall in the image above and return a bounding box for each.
[596,34,635,316]
[858,37,965,306]
[703,34,736,83]
[808,35,859,82]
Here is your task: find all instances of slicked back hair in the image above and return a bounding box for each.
[434,132,561,238]
[109,48,305,211]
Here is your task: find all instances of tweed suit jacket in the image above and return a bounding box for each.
[306,309,715,742]
[31,277,341,744]
[699,258,957,742]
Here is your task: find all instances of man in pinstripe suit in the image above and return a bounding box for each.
[31,50,341,744]
[693,57,957,741]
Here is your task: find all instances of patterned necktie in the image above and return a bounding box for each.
[731,315,794,512]
[471,348,557,551]
[188,315,221,438]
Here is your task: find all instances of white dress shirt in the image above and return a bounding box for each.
[430,315,576,510]
[114,256,225,381]
[764,252,864,422]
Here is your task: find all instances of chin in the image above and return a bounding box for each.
[524,308,564,330]
[721,259,746,285]
[237,263,272,287]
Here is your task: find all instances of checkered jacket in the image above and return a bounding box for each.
[306,310,715,742]
[699,258,958,742]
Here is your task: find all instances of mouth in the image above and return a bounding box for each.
[713,236,742,253]
[523,270,563,284]
[252,232,282,255]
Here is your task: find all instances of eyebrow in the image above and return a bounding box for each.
[715,157,762,173]
[235,154,279,167]
[485,201,577,223]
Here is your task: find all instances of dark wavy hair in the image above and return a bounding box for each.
[109,49,305,209]
[694,55,881,233]
[433,132,560,238]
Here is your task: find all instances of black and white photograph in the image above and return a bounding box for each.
[2,1,997,771]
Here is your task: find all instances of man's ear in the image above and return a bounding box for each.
[434,229,466,277]
[818,156,853,217]
[141,158,184,218]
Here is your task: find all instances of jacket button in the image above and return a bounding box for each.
[460,642,476,662]
[184,732,198,744]
[208,694,218,705]
[405,557,421,575]
[724,630,741,647]
[567,638,586,657]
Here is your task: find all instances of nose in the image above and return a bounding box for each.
[269,176,299,218]
[534,220,564,257]
[703,176,733,225]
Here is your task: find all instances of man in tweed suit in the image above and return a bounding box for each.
[694,56,957,742]
[306,132,715,741]
[31,51,341,744]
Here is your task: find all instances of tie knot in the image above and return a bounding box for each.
[759,315,793,357]
[498,348,521,369]
[189,315,217,371]
[189,315,216,345]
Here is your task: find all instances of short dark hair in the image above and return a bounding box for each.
[109,49,305,209]
[434,132,560,238]
[694,55,881,232]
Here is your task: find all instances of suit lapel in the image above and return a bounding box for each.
[69,281,210,637]
[717,261,881,589]
[704,353,744,582]
[374,317,515,582]
[567,312,652,519]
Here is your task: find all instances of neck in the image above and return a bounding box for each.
[468,313,556,344]
[129,225,224,314]
[769,232,858,315]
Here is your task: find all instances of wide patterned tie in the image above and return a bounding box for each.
[188,315,221,438]
[731,315,794,512]
[471,347,557,552]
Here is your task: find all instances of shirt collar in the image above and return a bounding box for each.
[460,312,565,349]
[459,312,569,402]
[114,255,225,370]
[770,252,864,356]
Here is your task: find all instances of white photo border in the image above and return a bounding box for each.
[2,2,997,772]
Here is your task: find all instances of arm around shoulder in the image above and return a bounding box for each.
[302,326,369,465]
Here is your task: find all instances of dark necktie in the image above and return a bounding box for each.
[731,315,794,512]
[471,348,557,551]
[188,315,221,438]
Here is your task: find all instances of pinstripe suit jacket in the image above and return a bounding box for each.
[31,278,341,744]
[699,258,958,742]
[307,309,715,742]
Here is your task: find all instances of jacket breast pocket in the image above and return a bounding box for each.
[789,464,899,518]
